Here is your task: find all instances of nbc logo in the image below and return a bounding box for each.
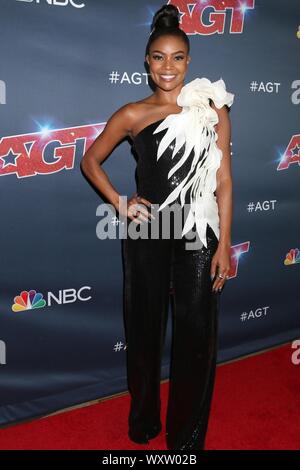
[16,0,85,8]
[11,287,91,312]
[284,248,300,265]
[12,290,46,312]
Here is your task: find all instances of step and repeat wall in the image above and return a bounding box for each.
[0,0,299,425]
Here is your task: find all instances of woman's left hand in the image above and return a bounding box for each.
[210,244,231,293]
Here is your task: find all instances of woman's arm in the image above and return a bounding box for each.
[211,103,233,249]
[81,103,153,224]
[80,103,135,211]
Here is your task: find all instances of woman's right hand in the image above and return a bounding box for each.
[118,193,155,224]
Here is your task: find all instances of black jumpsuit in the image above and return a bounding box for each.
[122,118,220,450]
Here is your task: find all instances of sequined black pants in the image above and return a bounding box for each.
[122,209,220,450]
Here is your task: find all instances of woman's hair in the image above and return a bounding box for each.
[145,4,190,56]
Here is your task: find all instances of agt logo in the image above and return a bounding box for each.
[276,80,300,171]
[228,241,250,278]
[12,288,92,312]
[16,0,85,8]
[0,123,103,178]
[0,340,6,365]
[169,0,255,34]
[277,135,300,171]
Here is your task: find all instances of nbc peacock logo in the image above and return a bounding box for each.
[12,289,46,312]
[284,248,300,266]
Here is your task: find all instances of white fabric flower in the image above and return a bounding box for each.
[178,77,234,109]
[152,77,234,248]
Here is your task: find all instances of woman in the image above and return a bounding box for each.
[81,4,234,450]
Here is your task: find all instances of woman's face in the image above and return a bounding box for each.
[146,35,191,91]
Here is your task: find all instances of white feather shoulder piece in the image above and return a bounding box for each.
[152,77,234,248]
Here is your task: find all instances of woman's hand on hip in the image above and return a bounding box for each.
[121,193,154,224]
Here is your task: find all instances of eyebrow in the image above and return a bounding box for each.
[151,50,185,54]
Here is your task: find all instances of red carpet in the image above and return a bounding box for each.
[0,343,299,450]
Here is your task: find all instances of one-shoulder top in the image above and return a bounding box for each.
[132,77,234,248]
[133,118,196,206]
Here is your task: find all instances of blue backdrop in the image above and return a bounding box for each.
[0,0,299,426]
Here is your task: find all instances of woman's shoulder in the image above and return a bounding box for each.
[119,99,162,138]
[104,100,151,141]
[116,99,155,123]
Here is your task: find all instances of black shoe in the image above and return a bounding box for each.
[128,423,162,444]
